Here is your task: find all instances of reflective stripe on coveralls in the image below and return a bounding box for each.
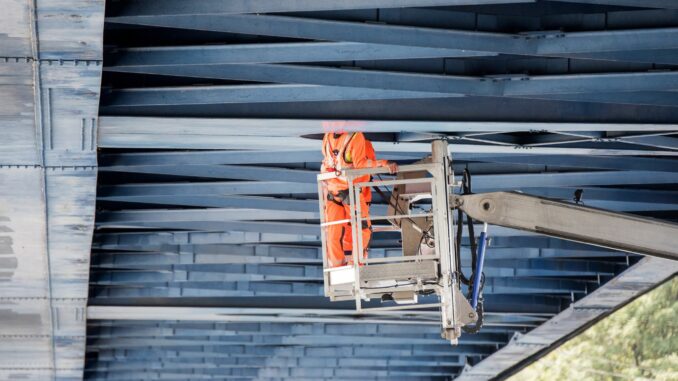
[322,132,386,267]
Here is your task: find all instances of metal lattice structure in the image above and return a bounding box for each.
[1,1,678,381]
[87,2,678,380]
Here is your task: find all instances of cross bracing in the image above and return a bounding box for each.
[87,1,678,381]
[90,133,676,379]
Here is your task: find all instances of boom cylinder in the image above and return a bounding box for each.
[471,223,488,309]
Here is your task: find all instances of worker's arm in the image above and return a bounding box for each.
[349,133,398,173]
[320,133,333,173]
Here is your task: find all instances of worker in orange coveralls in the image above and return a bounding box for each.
[321,129,398,267]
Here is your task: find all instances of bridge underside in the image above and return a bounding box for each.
[1,1,678,381]
[89,1,678,380]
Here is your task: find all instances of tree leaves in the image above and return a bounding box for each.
[510,277,677,381]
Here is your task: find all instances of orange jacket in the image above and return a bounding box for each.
[321,132,387,194]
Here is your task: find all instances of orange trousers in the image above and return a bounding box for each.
[324,192,371,267]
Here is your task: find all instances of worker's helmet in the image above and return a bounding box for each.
[321,120,366,134]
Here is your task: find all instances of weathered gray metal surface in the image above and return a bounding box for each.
[0,0,103,380]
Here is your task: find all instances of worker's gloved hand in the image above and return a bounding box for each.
[387,162,399,174]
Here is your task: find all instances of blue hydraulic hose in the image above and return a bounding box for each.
[471,223,489,309]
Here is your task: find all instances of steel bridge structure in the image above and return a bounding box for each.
[1,1,678,381]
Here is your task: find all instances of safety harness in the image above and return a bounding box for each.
[322,132,357,174]
[323,133,358,204]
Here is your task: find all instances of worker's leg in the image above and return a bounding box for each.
[342,188,372,251]
[325,199,349,267]
[342,192,372,262]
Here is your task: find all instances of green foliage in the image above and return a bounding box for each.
[509,277,677,381]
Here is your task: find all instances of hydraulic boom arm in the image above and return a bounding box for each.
[453,192,678,261]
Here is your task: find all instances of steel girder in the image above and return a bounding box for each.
[100,5,678,122]
[107,42,493,66]
[90,2,678,381]
[105,14,678,56]
[111,0,535,17]
[557,0,678,9]
[104,64,678,103]
[97,117,678,155]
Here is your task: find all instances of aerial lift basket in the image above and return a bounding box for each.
[318,141,475,343]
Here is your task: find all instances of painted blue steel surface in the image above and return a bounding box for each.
[88,1,678,381]
[88,137,676,380]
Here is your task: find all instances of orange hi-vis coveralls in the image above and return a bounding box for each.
[321,132,388,267]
